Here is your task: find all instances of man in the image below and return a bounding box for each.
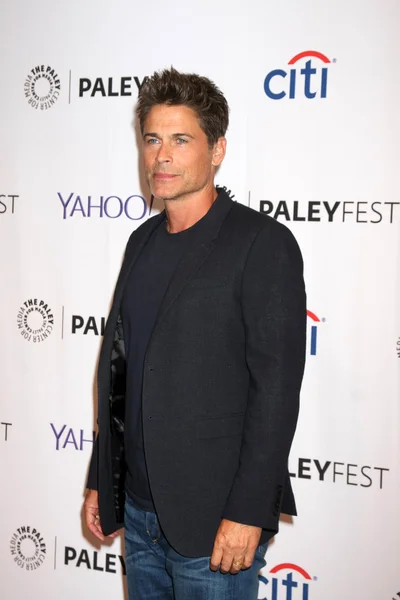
[84,67,306,600]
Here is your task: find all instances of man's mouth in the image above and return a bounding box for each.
[154,173,178,180]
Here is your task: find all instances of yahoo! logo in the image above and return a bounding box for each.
[50,424,95,450]
[264,50,332,100]
[58,193,154,220]
[259,563,314,599]
[307,310,323,356]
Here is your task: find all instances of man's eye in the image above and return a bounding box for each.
[176,138,187,144]
[147,138,159,145]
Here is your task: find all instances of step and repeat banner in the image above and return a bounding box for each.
[1,0,399,598]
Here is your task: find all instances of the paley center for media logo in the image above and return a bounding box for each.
[10,526,46,570]
[15,304,107,341]
[17,299,54,343]
[24,65,61,110]
[23,63,147,107]
[264,50,333,100]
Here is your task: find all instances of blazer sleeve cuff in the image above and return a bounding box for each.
[221,478,284,532]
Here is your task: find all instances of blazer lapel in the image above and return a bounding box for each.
[106,211,165,330]
[151,189,234,336]
[152,239,216,332]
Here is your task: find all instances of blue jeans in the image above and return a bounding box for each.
[124,494,268,600]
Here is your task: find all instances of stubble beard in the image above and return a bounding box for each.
[145,171,183,202]
[148,175,211,204]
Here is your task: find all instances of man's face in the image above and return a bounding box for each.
[142,104,225,201]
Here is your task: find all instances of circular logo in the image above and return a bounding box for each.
[24,65,61,110]
[17,298,54,343]
[10,526,46,570]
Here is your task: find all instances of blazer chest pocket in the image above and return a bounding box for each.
[196,413,245,439]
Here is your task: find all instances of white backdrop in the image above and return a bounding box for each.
[1,1,399,598]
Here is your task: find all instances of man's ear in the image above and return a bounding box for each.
[212,137,227,167]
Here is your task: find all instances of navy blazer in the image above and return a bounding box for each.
[87,187,306,557]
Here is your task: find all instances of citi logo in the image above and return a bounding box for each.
[264,50,332,100]
[259,563,314,599]
[307,310,324,356]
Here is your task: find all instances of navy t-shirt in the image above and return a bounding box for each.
[121,206,217,512]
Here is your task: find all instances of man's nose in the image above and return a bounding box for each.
[156,142,172,164]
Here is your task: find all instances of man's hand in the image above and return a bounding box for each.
[84,489,119,542]
[210,518,262,574]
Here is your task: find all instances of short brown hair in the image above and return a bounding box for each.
[136,67,229,146]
